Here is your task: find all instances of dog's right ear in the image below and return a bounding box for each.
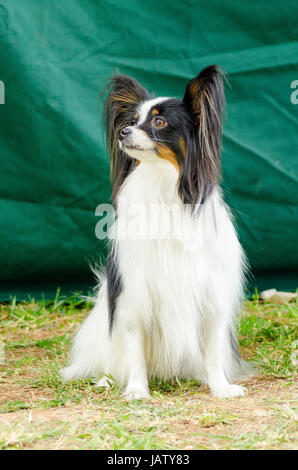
[103,75,149,201]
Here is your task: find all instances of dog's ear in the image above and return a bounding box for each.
[105,75,149,129]
[103,75,149,201]
[179,65,225,207]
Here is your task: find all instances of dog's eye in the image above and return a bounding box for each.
[130,118,137,126]
[152,117,167,128]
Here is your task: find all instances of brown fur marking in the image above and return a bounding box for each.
[155,144,179,171]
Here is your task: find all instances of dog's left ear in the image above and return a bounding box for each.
[183,65,225,125]
[180,65,225,206]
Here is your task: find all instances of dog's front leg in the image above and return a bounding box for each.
[203,316,245,399]
[118,315,150,400]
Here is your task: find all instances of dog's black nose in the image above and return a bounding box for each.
[120,127,132,138]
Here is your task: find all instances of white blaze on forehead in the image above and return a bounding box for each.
[137,97,170,125]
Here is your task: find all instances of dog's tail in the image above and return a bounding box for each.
[61,280,109,382]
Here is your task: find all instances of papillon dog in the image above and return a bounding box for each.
[62,65,253,399]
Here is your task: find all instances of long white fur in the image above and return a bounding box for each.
[62,100,251,400]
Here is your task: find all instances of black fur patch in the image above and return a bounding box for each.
[106,249,123,333]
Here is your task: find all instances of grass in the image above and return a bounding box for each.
[0,290,297,450]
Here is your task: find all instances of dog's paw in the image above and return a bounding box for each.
[211,384,245,399]
[123,388,151,401]
[96,376,113,388]
[61,366,75,382]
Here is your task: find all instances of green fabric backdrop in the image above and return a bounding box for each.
[0,0,297,299]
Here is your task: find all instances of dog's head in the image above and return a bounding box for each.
[104,65,225,205]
